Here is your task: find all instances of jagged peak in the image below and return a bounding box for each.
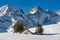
[4,4,11,7]
[0,4,13,9]
[0,4,13,12]
[29,6,43,14]
[0,4,11,16]
[34,6,43,10]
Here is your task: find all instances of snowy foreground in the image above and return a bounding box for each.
[0,24,60,40]
[0,33,60,40]
[29,24,60,34]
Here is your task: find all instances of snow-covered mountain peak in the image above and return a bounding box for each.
[4,4,13,8]
[0,5,9,16]
[0,4,12,10]
[0,5,12,17]
[29,6,43,14]
[0,4,25,32]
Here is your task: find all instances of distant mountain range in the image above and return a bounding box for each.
[0,4,60,32]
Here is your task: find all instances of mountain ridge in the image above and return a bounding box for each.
[0,4,60,32]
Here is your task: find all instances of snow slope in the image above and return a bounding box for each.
[0,23,60,40]
[0,33,60,40]
[43,24,60,34]
[29,24,60,34]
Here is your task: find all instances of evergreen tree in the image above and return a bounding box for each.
[36,23,43,35]
[14,22,24,33]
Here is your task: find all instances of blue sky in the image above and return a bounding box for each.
[0,0,60,13]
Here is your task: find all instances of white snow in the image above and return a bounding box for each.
[29,27,36,33]
[11,17,17,26]
[29,7,38,14]
[0,5,8,16]
[29,24,60,34]
[43,24,60,34]
[0,33,60,40]
[0,23,60,40]
[29,10,37,14]
[58,22,60,24]
[7,17,17,33]
[7,27,14,33]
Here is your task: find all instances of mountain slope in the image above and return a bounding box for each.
[29,24,60,34]
[0,5,60,32]
[27,6,59,27]
[0,5,25,32]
